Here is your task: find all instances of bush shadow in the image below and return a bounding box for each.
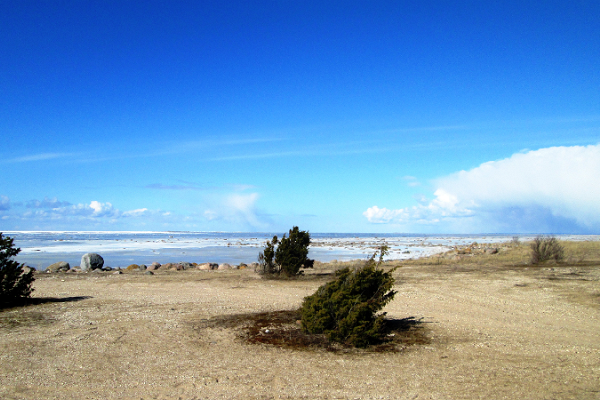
[195,310,431,353]
[1,296,92,311]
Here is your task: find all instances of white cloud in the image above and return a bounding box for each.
[26,197,72,209]
[402,176,421,187]
[203,192,265,228]
[122,208,148,217]
[0,195,10,211]
[5,152,75,163]
[364,144,600,233]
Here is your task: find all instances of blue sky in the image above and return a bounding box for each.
[1,1,599,233]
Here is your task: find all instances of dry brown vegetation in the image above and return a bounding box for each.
[0,239,599,399]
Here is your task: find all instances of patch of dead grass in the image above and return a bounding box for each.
[196,310,431,353]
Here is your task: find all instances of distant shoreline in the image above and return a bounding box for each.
[6,231,599,270]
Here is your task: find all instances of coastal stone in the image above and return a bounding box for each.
[139,264,147,271]
[147,262,161,271]
[126,264,140,271]
[238,263,248,269]
[22,266,36,275]
[113,270,123,275]
[485,248,499,254]
[81,253,104,272]
[179,262,193,270]
[218,263,232,270]
[91,268,103,273]
[145,270,154,275]
[165,263,184,271]
[47,261,70,273]
[102,266,113,271]
[197,263,212,270]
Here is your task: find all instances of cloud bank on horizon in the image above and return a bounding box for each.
[2,144,599,234]
[364,144,600,233]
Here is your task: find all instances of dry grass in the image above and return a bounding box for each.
[198,309,431,353]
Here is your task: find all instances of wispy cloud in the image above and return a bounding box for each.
[364,144,600,233]
[5,152,77,163]
[145,183,207,191]
[203,192,267,229]
[26,197,72,209]
[146,181,256,191]
[0,195,10,211]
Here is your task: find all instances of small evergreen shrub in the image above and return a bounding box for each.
[300,246,396,348]
[530,236,565,264]
[257,226,314,277]
[1,233,35,307]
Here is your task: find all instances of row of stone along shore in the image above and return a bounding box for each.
[41,252,259,275]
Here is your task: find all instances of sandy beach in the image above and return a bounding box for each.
[1,242,599,399]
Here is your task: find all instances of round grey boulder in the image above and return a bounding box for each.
[81,253,104,272]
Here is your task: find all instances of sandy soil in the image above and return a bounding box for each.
[1,260,599,400]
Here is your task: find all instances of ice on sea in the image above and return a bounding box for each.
[5,231,598,270]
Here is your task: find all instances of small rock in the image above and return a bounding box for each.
[145,270,154,275]
[179,262,193,270]
[147,262,160,271]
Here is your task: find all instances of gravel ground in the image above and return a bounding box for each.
[1,261,599,400]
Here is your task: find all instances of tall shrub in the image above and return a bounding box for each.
[530,236,565,264]
[300,246,396,348]
[0,233,35,306]
[257,226,314,277]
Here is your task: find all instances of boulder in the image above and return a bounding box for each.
[138,264,147,271]
[171,263,185,271]
[197,263,212,270]
[81,253,104,272]
[238,263,248,269]
[147,262,160,271]
[485,248,499,254]
[218,263,232,270]
[22,266,36,275]
[47,261,70,273]
[126,264,140,271]
[145,270,154,275]
[179,262,193,270]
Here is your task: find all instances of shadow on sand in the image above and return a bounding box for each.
[1,296,92,311]
[195,310,431,353]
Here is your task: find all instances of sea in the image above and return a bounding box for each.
[3,231,598,271]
